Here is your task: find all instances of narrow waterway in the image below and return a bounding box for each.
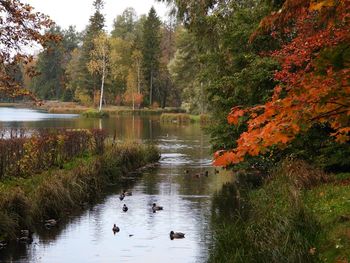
[0,107,233,263]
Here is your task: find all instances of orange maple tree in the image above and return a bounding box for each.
[214,0,350,166]
[0,0,55,99]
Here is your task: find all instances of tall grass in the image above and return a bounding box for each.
[0,128,106,178]
[0,142,160,240]
[209,159,322,263]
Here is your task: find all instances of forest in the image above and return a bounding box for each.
[2,1,204,112]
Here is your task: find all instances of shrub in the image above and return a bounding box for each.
[0,128,107,178]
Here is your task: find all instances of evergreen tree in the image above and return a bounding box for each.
[30,26,79,100]
[78,0,105,99]
[111,7,137,40]
[141,7,161,106]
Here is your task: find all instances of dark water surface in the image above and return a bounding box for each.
[0,108,233,263]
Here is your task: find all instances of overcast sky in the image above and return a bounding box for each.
[24,0,170,32]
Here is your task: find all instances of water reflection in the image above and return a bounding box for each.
[0,107,79,122]
[0,108,234,263]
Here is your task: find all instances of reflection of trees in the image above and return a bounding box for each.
[140,169,161,195]
[212,183,241,221]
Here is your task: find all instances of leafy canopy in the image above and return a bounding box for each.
[214,0,350,166]
[0,0,56,99]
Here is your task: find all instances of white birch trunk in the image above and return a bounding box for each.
[99,45,105,112]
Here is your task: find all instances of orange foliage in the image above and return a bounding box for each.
[215,0,350,166]
[123,92,143,108]
[0,0,56,100]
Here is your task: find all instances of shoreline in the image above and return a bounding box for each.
[0,142,160,243]
[0,101,186,115]
[209,161,350,262]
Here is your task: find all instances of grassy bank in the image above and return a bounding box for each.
[0,142,159,242]
[82,109,109,118]
[304,174,350,261]
[29,101,185,115]
[160,113,210,125]
[210,160,350,262]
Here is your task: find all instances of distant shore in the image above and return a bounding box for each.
[0,101,186,115]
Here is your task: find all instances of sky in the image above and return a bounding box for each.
[24,0,170,33]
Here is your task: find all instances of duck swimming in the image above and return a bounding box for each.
[170,231,185,240]
[122,204,128,212]
[152,203,163,212]
[119,193,125,201]
[112,224,120,233]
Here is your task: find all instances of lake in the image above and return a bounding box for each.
[0,107,233,263]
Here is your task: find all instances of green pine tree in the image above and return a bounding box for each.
[78,0,105,100]
[141,7,161,106]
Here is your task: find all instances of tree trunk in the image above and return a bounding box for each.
[149,71,153,107]
[98,46,105,112]
[137,60,141,94]
[132,92,135,110]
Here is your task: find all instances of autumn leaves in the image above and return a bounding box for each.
[214,0,350,166]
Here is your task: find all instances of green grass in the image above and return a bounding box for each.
[304,175,350,262]
[209,160,349,263]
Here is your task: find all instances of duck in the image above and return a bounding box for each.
[152,203,163,212]
[44,219,57,228]
[170,231,185,239]
[112,224,120,233]
[119,193,125,201]
[122,204,128,212]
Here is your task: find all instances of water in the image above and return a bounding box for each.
[0,107,233,263]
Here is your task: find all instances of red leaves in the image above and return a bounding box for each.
[227,106,245,125]
[214,0,350,167]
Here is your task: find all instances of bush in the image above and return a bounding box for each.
[0,128,106,178]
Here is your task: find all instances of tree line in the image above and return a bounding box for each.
[5,0,205,111]
[158,0,349,172]
[1,0,349,171]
